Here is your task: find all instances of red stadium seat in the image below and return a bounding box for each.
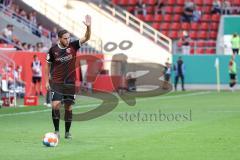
[190,22,198,30]
[169,31,178,39]
[212,14,220,22]
[136,14,144,20]
[196,41,205,47]
[198,31,208,39]
[196,48,205,54]
[190,41,195,47]
[165,6,174,13]
[112,0,118,4]
[177,41,182,47]
[163,14,172,21]
[210,23,218,31]
[173,14,181,21]
[146,6,154,13]
[201,14,211,22]
[144,14,154,21]
[146,0,156,5]
[167,0,175,5]
[202,6,212,13]
[161,23,170,30]
[210,31,217,39]
[119,0,128,5]
[203,0,213,5]
[232,0,240,6]
[152,23,161,30]
[128,0,137,5]
[154,14,163,21]
[161,30,168,36]
[190,48,195,54]
[176,0,185,5]
[174,6,184,13]
[127,6,135,12]
[194,0,203,5]
[181,23,190,30]
[205,48,216,54]
[190,31,197,39]
[199,23,209,30]
[171,23,181,30]
[207,41,216,47]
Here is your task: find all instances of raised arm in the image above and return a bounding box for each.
[80,15,91,44]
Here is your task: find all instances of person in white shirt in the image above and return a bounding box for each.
[31,54,43,96]
[1,24,13,40]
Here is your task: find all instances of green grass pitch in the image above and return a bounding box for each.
[0,91,239,160]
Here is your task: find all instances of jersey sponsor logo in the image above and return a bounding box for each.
[55,54,73,62]
[66,48,71,53]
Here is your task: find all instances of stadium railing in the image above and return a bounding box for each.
[91,0,172,53]
[25,0,103,53]
[0,3,51,39]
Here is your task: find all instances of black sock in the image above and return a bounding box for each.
[52,109,60,132]
[65,110,72,133]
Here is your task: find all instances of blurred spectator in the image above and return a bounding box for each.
[36,42,48,52]
[231,33,240,55]
[222,0,231,15]
[1,0,12,7]
[185,0,195,11]
[211,0,221,14]
[2,64,14,89]
[19,9,27,19]
[13,65,25,93]
[1,24,13,40]
[182,0,195,22]
[22,42,28,50]
[51,27,58,44]
[134,0,147,17]
[229,55,237,92]
[174,57,185,91]
[27,44,35,51]
[181,31,191,55]
[28,11,37,25]
[192,6,201,22]
[163,60,171,90]
[154,0,164,15]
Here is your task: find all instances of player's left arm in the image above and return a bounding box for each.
[80,15,91,45]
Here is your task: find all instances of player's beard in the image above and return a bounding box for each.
[60,41,69,48]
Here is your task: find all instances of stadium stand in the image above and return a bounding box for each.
[111,0,240,54]
[0,2,51,51]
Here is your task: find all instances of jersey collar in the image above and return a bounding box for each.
[57,43,67,49]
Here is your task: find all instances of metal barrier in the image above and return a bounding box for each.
[94,0,172,53]
[0,3,51,39]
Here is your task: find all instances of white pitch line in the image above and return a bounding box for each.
[208,111,240,113]
[0,91,211,118]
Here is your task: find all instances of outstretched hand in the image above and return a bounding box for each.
[83,15,91,26]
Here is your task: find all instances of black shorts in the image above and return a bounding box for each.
[51,91,75,105]
[232,48,239,54]
[164,74,171,82]
[32,77,42,84]
[230,73,236,80]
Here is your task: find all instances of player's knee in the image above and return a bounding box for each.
[52,101,61,110]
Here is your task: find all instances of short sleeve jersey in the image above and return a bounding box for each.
[46,40,81,84]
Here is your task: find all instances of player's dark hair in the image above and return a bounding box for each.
[57,29,68,38]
